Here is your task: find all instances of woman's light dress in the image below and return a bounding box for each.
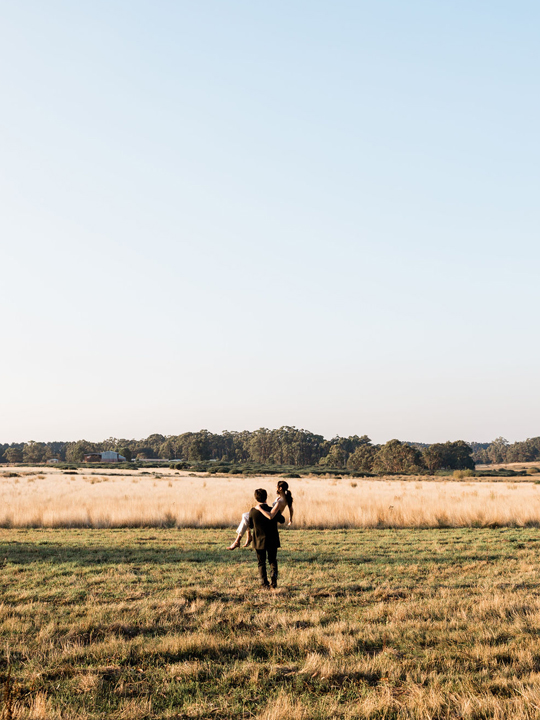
[235,498,280,536]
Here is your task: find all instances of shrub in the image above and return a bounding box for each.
[453,469,475,479]
[283,473,300,479]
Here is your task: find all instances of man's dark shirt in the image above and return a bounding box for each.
[248,504,284,550]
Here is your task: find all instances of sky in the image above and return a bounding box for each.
[1,1,539,445]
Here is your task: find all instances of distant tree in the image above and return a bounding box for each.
[22,441,51,464]
[3,447,23,463]
[145,434,166,453]
[506,437,540,463]
[102,437,120,451]
[136,445,158,459]
[467,442,491,464]
[423,441,474,471]
[373,440,424,474]
[487,437,510,464]
[319,445,348,468]
[248,428,277,464]
[447,441,475,470]
[291,429,326,466]
[320,435,370,468]
[118,447,132,462]
[175,430,217,461]
[221,430,251,462]
[347,443,377,472]
[47,441,67,461]
[422,444,445,471]
[65,440,96,463]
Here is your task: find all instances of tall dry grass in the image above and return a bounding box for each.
[2,469,540,528]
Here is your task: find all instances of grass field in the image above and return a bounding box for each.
[2,527,540,718]
[3,468,540,529]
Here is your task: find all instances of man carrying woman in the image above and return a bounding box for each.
[227,480,294,550]
[248,487,283,588]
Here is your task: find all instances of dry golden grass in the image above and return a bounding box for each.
[2,468,540,529]
[476,461,540,471]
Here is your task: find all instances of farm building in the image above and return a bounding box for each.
[83,451,126,463]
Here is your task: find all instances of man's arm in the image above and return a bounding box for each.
[261,503,284,524]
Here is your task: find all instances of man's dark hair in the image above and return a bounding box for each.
[254,488,267,503]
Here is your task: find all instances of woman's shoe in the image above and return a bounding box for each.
[227,540,240,550]
[243,532,252,548]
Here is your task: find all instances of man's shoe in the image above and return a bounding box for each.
[261,582,270,589]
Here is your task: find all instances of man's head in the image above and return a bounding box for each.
[254,488,267,503]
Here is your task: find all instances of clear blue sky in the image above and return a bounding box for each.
[1,1,539,444]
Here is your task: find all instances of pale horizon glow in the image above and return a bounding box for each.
[1,2,539,446]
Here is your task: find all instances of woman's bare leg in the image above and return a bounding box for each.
[227,534,242,550]
[227,511,250,549]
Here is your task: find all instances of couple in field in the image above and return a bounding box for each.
[227,480,294,589]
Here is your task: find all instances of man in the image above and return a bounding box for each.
[248,488,284,589]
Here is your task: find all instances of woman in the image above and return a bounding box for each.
[227,480,294,550]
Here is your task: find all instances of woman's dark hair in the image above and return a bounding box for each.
[277,480,293,509]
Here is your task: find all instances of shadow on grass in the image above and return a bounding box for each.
[0,534,528,567]
[0,541,228,566]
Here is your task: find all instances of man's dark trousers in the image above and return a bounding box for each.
[256,546,278,588]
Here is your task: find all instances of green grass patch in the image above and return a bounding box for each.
[1,528,540,718]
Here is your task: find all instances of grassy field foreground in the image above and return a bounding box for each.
[2,529,540,719]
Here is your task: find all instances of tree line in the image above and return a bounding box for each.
[2,429,538,472]
[468,437,540,465]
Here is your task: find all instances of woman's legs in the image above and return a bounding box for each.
[227,512,251,549]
